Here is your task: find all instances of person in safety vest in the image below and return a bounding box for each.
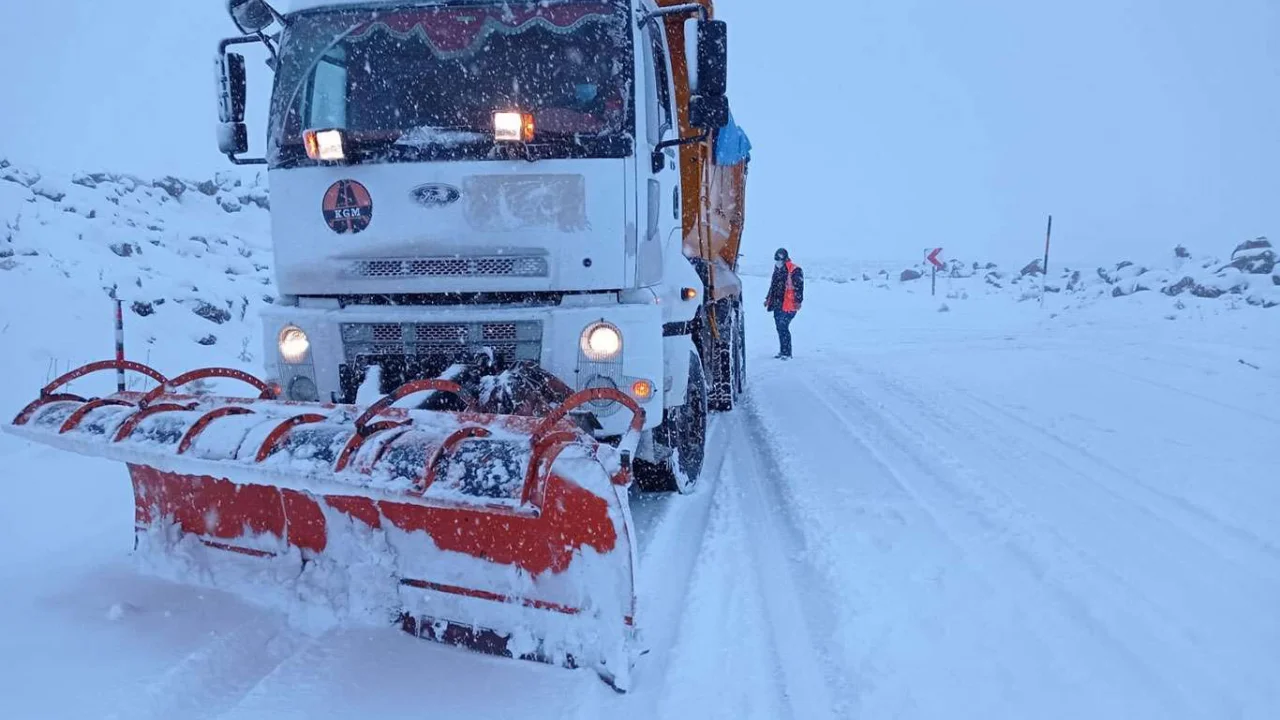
[764,247,804,359]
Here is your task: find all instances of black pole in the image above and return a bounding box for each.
[1043,215,1053,276]
[931,266,937,296]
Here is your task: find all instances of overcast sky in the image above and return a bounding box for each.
[2,0,1275,265]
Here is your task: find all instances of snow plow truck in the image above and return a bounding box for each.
[5,0,749,691]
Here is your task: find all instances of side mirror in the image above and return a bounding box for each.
[689,94,729,130]
[218,122,250,156]
[216,51,256,160]
[219,52,247,123]
[215,37,268,165]
[227,0,276,34]
[684,19,727,98]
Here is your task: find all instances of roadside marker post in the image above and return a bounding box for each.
[1040,215,1054,308]
[925,248,945,297]
[115,299,126,392]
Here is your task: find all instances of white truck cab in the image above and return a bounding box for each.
[217,0,746,491]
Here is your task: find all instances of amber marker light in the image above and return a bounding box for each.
[631,380,655,401]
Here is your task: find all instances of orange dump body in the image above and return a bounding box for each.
[658,0,749,301]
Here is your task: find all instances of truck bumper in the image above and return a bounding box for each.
[259,301,666,436]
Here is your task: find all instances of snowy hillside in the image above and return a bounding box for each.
[3,160,1280,719]
[0,157,273,391]
[744,239,1280,316]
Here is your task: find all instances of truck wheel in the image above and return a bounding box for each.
[708,301,738,412]
[732,301,746,398]
[635,353,707,494]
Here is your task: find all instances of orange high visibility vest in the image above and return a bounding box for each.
[782,261,800,313]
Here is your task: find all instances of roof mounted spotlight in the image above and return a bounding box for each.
[303,129,347,162]
[226,0,282,34]
[494,111,535,144]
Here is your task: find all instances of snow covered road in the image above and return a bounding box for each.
[741,277,1280,718]
[2,275,1278,718]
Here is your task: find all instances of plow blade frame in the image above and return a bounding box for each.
[7,360,645,688]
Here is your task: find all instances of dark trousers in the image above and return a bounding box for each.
[773,310,796,357]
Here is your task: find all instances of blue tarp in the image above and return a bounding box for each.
[714,111,751,166]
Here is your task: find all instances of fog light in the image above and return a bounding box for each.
[681,287,699,301]
[288,375,319,402]
[584,375,619,409]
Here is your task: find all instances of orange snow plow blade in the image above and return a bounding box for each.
[6,361,642,689]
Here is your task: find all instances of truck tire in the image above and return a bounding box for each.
[732,300,746,398]
[635,352,707,494]
[707,300,741,412]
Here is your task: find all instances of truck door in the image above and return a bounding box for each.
[638,13,682,287]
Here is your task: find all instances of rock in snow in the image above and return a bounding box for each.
[1225,236,1275,275]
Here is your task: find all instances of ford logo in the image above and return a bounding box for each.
[410,183,461,208]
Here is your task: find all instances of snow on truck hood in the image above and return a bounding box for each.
[276,0,416,13]
[275,0,602,14]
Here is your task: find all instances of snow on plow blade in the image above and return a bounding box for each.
[6,361,642,689]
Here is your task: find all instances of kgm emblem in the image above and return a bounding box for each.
[410,183,462,208]
[322,179,373,234]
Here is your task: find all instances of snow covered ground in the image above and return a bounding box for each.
[3,165,1279,718]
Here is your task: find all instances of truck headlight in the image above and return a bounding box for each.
[278,326,310,364]
[580,322,622,361]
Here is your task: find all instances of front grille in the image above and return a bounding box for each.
[348,256,549,279]
[339,320,542,403]
[343,319,537,363]
[372,324,402,343]
[483,323,518,342]
[415,324,470,344]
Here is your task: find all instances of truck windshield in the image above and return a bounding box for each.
[269,1,634,167]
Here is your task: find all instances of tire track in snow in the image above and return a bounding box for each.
[891,377,1280,708]
[105,614,311,720]
[731,402,850,718]
[785,371,1202,718]
[817,364,1271,715]
[858,358,1278,575]
[1058,348,1280,428]
[947,377,1280,567]
[867,356,1280,600]
[618,414,738,719]
[651,427,790,720]
[781,379,1117,712]
[747,366,1082,717]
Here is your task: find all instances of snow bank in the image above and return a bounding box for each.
[741,237,1280,319]
[0,156,274,400]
